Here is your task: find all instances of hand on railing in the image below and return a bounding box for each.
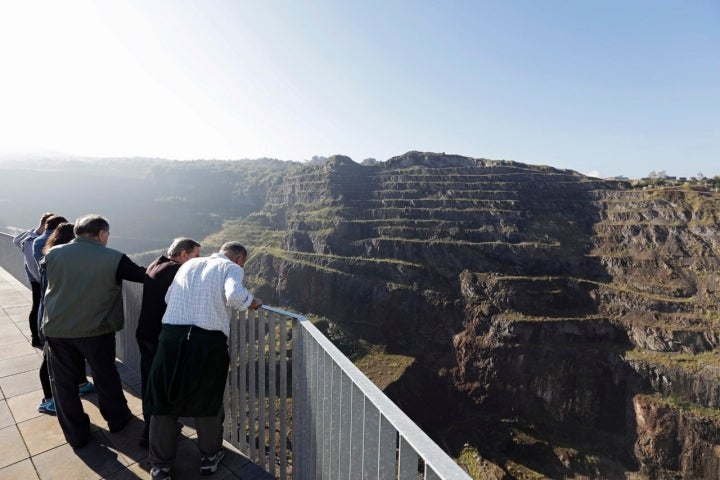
[250,297,263,311]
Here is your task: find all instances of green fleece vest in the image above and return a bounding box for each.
[42,237,124,338]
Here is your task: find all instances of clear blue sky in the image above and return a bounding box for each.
[1,0,718,179]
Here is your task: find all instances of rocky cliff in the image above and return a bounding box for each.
[230,152,720,479]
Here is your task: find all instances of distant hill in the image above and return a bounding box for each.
[0,157,297,258]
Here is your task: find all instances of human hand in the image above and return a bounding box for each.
[250,298,263,310]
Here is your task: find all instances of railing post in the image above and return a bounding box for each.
[238,309,248,453]
[267,312,277,478]
[248,309,257,461]
[279,314,289,479]
[349,383,364,480]
[258,310,267,470]
[309,329,318,480]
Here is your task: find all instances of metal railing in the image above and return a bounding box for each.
[226,305,471,480]
[0,232,31,289]
[0,232,471,480]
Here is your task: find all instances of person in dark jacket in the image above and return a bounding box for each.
[42,214,145,449]
[32,214,68,271]
[34,214,68,339]
[136,237,200,446]
[145,241,261,480]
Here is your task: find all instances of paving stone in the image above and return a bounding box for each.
[0,353,42,378]
[4,306,30,324]
[0,329,28,347]
[77,396,108,434]
[0,370,42,398]
[104,460,150,479]
[6,389,45,424]
[0,342,37,361]
[103,415,148,464]
[16,412,67,456]
[32,432,131,480]
[123,389,144,417]
[0,295,29,309]
[0,425,29,468]
[0,458,39,480]
[0,401,13,430]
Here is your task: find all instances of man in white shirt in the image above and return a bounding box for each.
[144,241,262,480]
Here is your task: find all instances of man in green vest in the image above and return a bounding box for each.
[42,214,146,449]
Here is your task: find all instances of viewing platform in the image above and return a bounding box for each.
[0,265,271,479]
[0,232,471,480]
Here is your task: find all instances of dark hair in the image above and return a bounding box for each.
[167,238,201,257]
[220,241,247,261]
[45,215,68,231]
[74,214,110,237]
[42,223,76,255]
[37,213,54,230]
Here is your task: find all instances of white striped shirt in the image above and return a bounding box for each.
[162,253,254,336]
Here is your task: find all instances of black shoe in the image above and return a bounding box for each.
[138,436,149,448]
[200,448,225,475]
[150,466,171,480]
[31,338,44,348]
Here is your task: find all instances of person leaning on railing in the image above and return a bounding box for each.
[144,241,262,480]
[136,237,201,447]
[12,212,53,348]
[41,214,146,449]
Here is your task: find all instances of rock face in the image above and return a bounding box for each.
[239,152,720,479]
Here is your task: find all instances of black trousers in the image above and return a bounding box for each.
[138,335,159,438]
[39,350,90,400]
[46,333,131,448]
[29,281,41,341]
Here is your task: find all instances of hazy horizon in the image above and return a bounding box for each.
[1,150,717,181]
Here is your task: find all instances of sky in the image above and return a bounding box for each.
[0,0,718,179]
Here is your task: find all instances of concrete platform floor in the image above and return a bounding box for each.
[0,267,274,480]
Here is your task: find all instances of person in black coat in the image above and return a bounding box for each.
[136,237,200,446]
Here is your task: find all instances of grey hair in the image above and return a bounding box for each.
[74,214,109,237]
[167,237,201,257]
[220,241,247,261]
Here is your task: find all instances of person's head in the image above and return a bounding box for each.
[37,213,54,233]
[45,215,68,232]
[74,214,110,246]
[167,237,201,264]
[220,241,248,267]
[42,223,76,255]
